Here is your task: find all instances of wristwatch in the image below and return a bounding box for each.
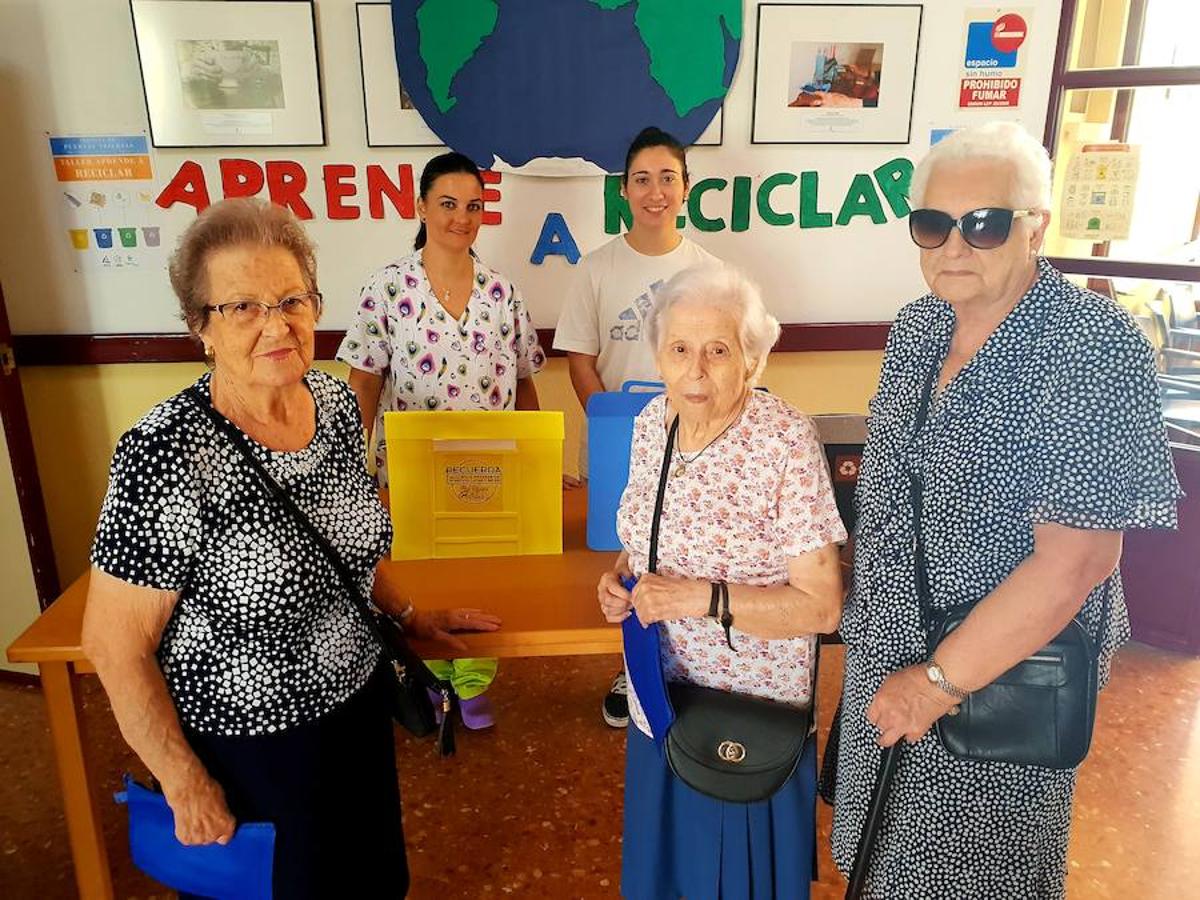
[925,658,969,702]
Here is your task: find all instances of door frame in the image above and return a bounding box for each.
[0,281,59,610]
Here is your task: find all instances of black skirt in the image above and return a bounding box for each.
[184,662,408,899]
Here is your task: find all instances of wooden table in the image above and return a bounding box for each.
[6,487,619,900]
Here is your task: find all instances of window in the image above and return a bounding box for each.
[1044,0,1200,285]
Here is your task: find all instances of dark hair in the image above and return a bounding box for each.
[415,151,486,250]
[169,197,317,337]
[621,126,689,185]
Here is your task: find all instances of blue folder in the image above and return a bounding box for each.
[114,774,275,899]
[620,576,675,746]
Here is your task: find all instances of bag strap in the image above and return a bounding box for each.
[181,385,446,695]
[647,414,680,575]
[910,365,938,650]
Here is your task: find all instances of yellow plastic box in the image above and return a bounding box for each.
[384,410,564,560]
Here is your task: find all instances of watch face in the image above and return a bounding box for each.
[926,662,940,682]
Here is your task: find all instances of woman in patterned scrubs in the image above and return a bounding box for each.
[597,264,846,899]
[83,199,497,898]
[830,123,1182,897]
[337,152,546,728]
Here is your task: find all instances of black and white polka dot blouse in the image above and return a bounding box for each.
[91,370,392,737]
[830,258,1182,897]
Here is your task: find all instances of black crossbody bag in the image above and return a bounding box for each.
[184,386,457,756]
[646,415,812,803]
[911,371,1102,770]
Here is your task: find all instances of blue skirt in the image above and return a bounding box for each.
[621,725,817,900]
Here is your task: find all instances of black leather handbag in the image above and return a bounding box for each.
[184,386,457,756]
[911,373,1102,771]
[923,603,1098,768]
[645,415,812,803]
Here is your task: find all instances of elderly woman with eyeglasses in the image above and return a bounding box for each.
[598,264,846,899]
[828,123,1181,897]
[82,198,496,898]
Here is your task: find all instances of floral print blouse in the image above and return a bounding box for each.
[336,251,546,485]
[616,391,848,738]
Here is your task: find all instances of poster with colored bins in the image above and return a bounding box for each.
[48,135,167,273]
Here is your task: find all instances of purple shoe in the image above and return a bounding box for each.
[458,693,495,730]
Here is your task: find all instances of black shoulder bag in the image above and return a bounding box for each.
[649,415,812,803]
[912,372,1101,770]
[183,386,457,756]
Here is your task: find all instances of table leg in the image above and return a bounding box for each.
[40,661,114,900]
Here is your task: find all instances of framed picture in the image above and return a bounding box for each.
[751,3,923,145]
[130,0,325,148]
[357,3,442,147]
[693,106,724,147]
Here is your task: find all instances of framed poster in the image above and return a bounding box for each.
[751,3,922,144]
[357,2,443,147]
[694,106,724,147]
[130,0,325,148]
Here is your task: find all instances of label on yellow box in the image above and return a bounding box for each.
[441,456,504,511]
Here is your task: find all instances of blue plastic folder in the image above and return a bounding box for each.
[620,576,675,746]
[586,381,664,550]
[114,774,275,899]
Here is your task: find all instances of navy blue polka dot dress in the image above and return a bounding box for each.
[91,369,391,736]
[831,259,1182,898]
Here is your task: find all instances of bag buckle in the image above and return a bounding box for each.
[717,740,747,764]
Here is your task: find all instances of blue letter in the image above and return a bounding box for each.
[530,212,581,265]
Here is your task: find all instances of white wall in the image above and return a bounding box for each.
[0,0,1064,335]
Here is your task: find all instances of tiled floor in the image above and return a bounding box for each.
[0,642,1197,898]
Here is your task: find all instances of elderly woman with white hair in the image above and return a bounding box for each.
[597,264,846,899]
[829,122,1180,896]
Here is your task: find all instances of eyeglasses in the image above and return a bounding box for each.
[206,291,322,326]
[909,207,1041,251]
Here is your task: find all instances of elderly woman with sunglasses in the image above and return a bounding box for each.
[82,198,495,898]
[828,123,1180,897]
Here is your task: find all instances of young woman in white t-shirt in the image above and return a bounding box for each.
[553,126,718,727]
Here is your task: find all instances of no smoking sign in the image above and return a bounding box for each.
[991,14,1028,54]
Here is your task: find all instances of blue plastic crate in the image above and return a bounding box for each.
[586,381,664,550]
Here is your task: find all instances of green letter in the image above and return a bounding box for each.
[687,178,728,232]
[874,158,914,218]
[731,176,752,232]
[836,173,887,226]
[756,173,796,227]
[603,175,631,234]
[799,172,833,229]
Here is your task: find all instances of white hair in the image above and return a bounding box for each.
[909,122,1052,212]
[645,264,781,384]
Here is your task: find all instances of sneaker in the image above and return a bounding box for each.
[458,693,495,730]
[602,671,629,728]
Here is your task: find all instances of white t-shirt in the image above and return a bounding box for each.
[553,235,718,474]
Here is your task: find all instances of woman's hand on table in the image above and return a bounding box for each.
[631,574,709,627]
[162,767,236,846]
[407,608,501,653]
[598,557,635,623]
[866,663,960,748]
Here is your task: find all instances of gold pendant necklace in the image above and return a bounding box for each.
[671,461,687,479]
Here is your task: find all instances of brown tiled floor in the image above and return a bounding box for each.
[0,643,1197,898]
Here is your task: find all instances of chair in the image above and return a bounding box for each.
[1147,295,1200,376]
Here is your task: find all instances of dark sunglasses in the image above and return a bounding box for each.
[909,207,1041,250]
